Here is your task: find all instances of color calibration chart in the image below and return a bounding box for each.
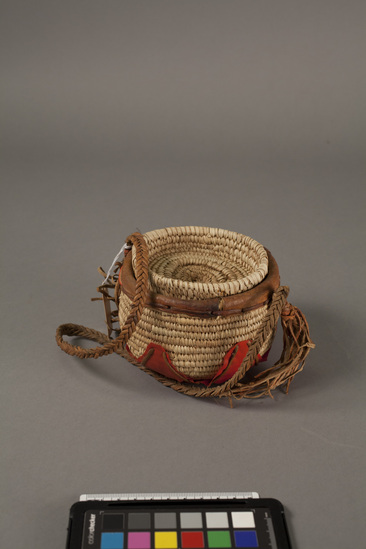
[81,506,278,549]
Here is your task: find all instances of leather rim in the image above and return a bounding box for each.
[118,248,280,318]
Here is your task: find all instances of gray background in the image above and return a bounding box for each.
[1,1,365,548]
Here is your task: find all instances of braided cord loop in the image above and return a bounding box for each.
[55,232,149,359]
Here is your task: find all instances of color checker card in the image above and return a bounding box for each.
[66,497,291,549]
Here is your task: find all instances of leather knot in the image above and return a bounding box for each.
[281,302,296,320]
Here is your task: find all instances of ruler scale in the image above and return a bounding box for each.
[80,493,260,502]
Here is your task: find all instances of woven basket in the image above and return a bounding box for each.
[56,227,315,402]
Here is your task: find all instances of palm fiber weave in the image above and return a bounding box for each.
[56,227,315,402]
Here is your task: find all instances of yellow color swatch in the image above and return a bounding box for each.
[155,531,178,549]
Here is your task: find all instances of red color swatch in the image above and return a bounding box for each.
[181,531,205,548]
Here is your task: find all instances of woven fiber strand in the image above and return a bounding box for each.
[55,227,315,402]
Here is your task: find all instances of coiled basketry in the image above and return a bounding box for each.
[56,227,315,402]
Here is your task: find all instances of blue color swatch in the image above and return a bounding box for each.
[234,530,258,548]
[101,532,124,549]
